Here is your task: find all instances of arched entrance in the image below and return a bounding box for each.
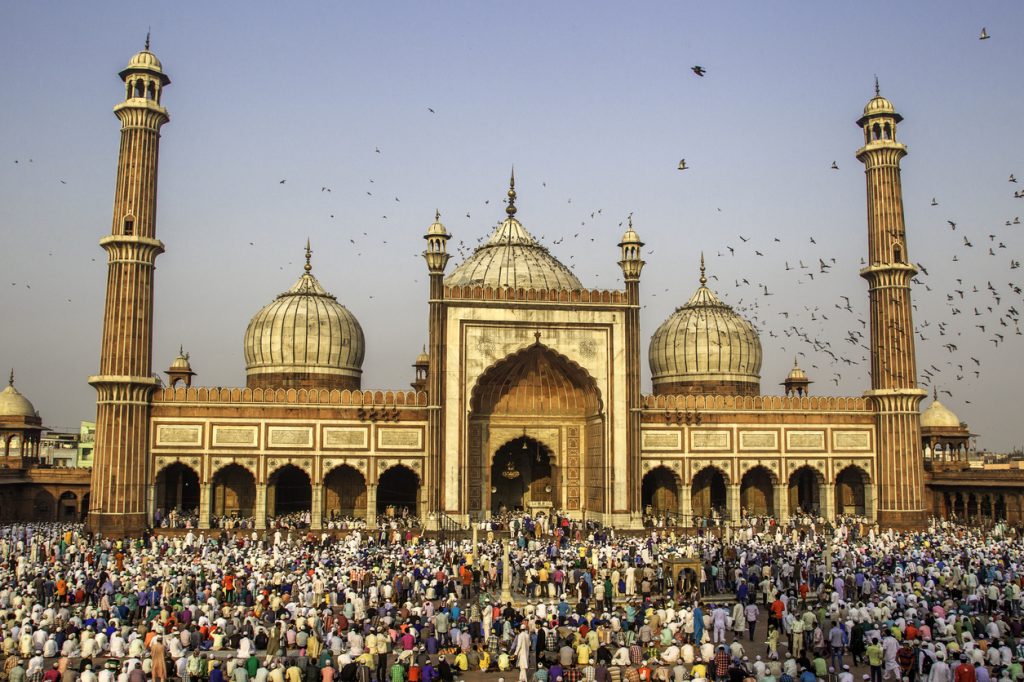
[642,466,679,515]
[835,466,868,516]
[470,342,604,518]
[58,492,78,521]
[33,490,54,520]
[491,437,554,514]
[324,465,367,520]
[789,466,821,515]
[691,467,727,519]
[155,463,200,521]
[81,492,90,521]
[741,466,775,517]
[377,465,418,516]
[211,464,256,520]
[267,465,312,522]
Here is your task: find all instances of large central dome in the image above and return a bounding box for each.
[444,175,582,291]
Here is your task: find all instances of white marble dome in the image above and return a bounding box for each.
[243,260,364,389]
[649,268,762,394]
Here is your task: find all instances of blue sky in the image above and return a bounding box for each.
[1,2,1023,450]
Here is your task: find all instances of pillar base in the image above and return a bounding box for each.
[86,512,149,537]
[876,509,927,529]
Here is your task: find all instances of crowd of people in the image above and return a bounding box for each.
[0,514,1021,682]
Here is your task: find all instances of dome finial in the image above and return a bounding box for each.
[7,369,12,387]
[699,252,707,286]
[793,356,799,368]
[874,75,880,97]
[435,209,440,222]
[506,167,517,217]
[145,28,151,52]
[933,385,938,401]
[304,238,312,273]
[179,344,184,357]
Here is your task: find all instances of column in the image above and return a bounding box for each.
[822,483,836,521]
[366,483,378,525]
[500,539,513,603]
[198,483,211,530]
[727,483,741,522]
[146,484,156,527]
[864,484,876,522]
[678,485,692,527]
[310,484,323,530]
[255,483,267,530]
[774,484,789,523]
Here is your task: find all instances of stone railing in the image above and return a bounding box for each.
[153,386,428,406]
[641,394,870,412]
[444,284,627,305]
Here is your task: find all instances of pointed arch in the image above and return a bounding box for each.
[470,341,603,416]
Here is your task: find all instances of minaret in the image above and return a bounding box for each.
[423,208,451,519]
[617,216,644,519]
[87,39,170,535]
[856,81,928,527]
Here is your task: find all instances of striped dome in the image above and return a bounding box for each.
[649,276,762,395]
[243,262,364,389]
[445,216,582,291]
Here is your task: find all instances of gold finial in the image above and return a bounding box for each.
[699,253,707,286]
[506,167,517,217]
[145,29,151,52]
[933,386,938,401]
[793,356,799,368]
[304,239,312,273]
[628,213,633,230]
[7,369,12,387]
[874,75,880,97]
[179,345,185,357]
[435,209,440,222]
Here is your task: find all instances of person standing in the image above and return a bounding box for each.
[866,638,884,682]
[744,603,759,642]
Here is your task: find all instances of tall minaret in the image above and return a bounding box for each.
[617,216,644,520]
[856,81,927,527]
[423,208,451,519]
[87,39,170,535]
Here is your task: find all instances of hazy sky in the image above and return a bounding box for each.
[1,3,1023,450]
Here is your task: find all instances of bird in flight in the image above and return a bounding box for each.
[947,220,957,230]
[691,66,706,77]
[428,107,435,113]
[831,161,839,170]
[931,198,939,206]
[678,159,689,171]
[1010,174,1017,183]
[980,27,990,40]
[279,179,286,184]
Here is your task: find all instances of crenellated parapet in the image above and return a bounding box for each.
[444,284,627,305]
[641,394,870,412]
[153,386,427,406]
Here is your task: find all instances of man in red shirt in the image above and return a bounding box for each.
[954,655,977,682]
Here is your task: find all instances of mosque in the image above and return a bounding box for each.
[74,44,1023,535]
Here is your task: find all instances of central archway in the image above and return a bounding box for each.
[469,341,604,518]
[491,437,554,514]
